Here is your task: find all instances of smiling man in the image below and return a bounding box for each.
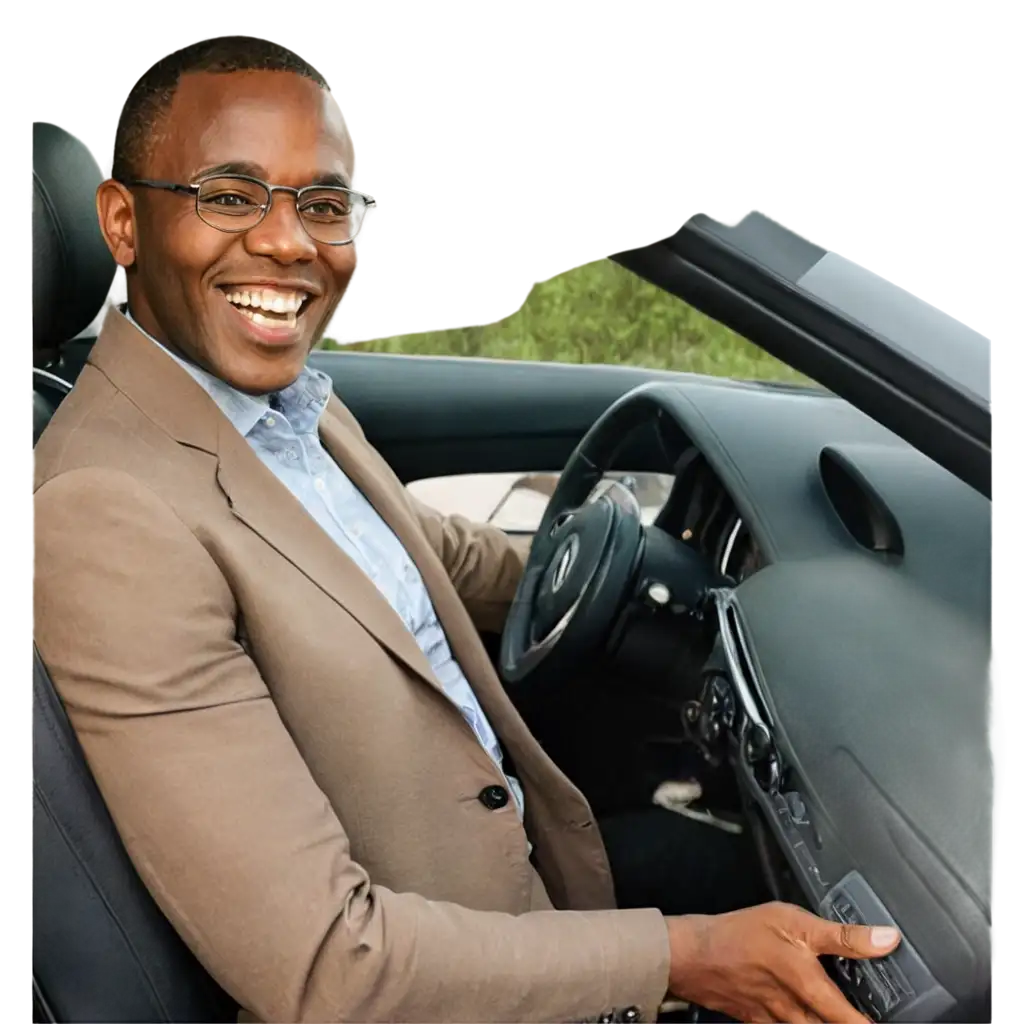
[103,51,360,394]
[33,36,899,1024]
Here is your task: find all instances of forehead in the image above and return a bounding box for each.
[150,70,353,185]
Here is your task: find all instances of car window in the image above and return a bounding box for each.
[321,257,806,383]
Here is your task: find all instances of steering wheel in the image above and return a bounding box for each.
[499,385,725,693]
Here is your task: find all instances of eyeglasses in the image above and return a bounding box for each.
[121,173,376,246]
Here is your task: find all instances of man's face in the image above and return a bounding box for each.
[99,70,357,394]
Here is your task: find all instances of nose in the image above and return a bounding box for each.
[243,189,318,264]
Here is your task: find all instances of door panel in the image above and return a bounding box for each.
[407,470,674,533]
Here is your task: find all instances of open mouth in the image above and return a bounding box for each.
[219,286,314,331]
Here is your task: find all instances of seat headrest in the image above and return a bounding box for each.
[33,123,116,363]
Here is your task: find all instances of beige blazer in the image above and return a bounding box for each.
[33,308,670,1023]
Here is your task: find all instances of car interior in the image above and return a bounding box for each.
[33,121,990,1024]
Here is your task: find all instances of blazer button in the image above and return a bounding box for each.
[478,785,510,810]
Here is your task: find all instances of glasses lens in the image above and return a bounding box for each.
[196,177,269,231]
[298,188,369,244]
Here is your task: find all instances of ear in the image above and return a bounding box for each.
[96,180,137,268]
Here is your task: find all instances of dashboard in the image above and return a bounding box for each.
[636,377,991,1022]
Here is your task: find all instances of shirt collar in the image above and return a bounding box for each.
[122,304,332,437]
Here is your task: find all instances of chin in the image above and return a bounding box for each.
[219,355,306,397]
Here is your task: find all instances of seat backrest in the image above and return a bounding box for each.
[33,650,238,1023]
[33,122,238,1023]
[33,122,115,370]
[33,369,72,445]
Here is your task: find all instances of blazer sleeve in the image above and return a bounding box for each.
[410,494,531,634]
[34,468,669,1024]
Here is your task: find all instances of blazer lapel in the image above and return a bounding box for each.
[89,306,444,697]
[227,405,543,786]
[213,421,446,696]
[92,306,540,751]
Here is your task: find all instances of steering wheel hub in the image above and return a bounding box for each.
[500,385,727,693]
[534,502,614,639]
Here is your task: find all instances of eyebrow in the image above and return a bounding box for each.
[310,171,352,188]
[194,160,265,179]
[193,161,352,188]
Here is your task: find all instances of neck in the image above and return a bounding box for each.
[123,303,194,366]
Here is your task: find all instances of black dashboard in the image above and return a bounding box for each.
[645,377,991,1022]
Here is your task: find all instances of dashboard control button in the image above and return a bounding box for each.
[744,724,781,791]
[820,871,955,1022]
[744,723,772,763]
[785,791,809,824]
[645,581,671,606]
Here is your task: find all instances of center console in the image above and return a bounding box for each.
[683,589,958,1022]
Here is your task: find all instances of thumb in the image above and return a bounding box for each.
[811,920,902,960]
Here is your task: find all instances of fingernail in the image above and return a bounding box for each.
[871,927,899,948]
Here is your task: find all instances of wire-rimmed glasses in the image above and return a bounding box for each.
[121,173,375,245]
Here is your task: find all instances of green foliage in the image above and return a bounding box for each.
[320,258,806,383]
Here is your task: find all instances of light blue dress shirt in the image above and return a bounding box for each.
[125,308,525,821]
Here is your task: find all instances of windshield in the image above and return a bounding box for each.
[745,199,1024,407]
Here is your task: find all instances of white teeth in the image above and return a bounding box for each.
[248,309,298,329]
[225,287,307,313]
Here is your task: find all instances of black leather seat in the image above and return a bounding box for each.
[33,122,238,1024]
[33,369,72,445]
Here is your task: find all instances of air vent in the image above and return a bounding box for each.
[711,589,773,730]
[819,447,904,556]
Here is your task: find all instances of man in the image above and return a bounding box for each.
[33,36,899,1024]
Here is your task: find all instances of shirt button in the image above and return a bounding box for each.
[314,478,326,492]
[478,785,509,810]
[265,416,276,427]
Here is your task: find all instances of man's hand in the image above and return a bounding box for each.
[666,901,901,1023]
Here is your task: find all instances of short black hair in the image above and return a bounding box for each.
[112,36,330,182]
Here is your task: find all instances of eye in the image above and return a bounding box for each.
[300,192,352,221]
[196,177,267,217]
[205,191,259,209]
